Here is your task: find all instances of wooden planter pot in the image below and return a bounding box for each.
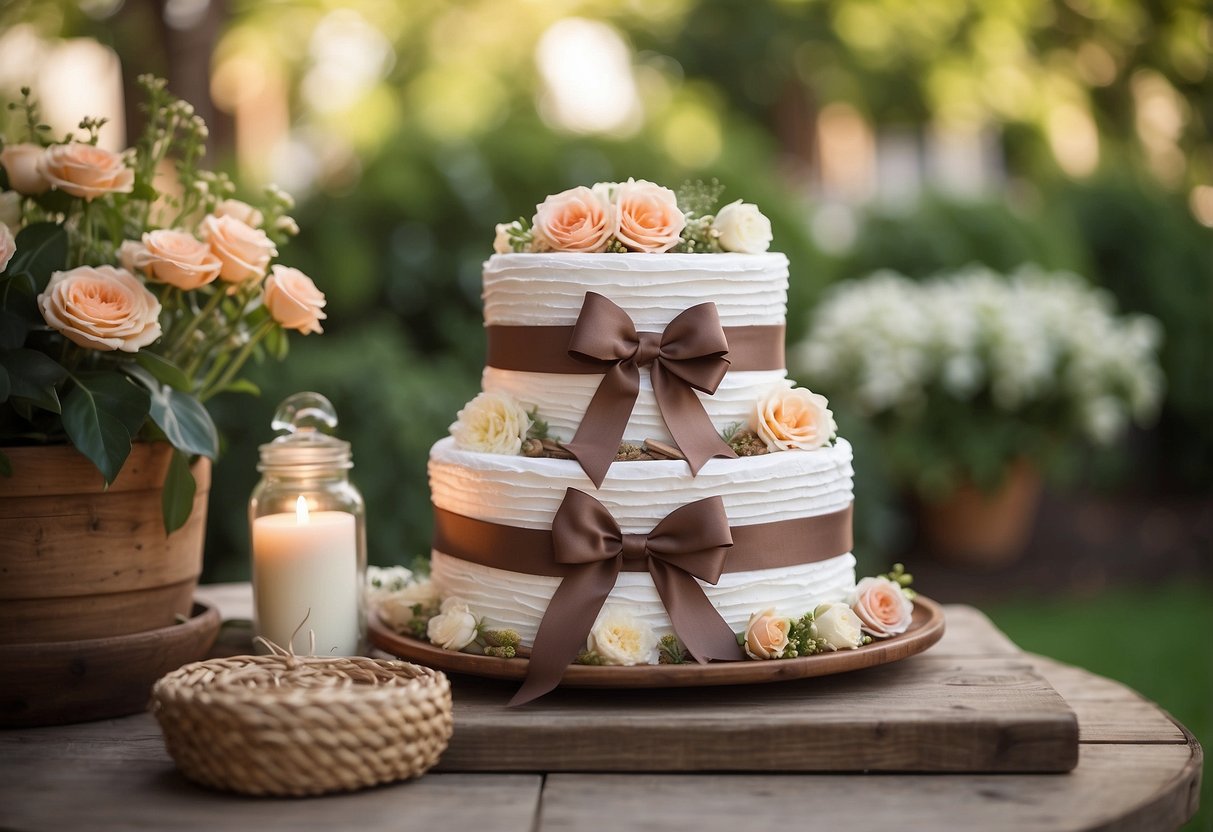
[0,443,210,645]
[917,460,1043,569]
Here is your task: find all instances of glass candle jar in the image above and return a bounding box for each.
[249,392,366,656]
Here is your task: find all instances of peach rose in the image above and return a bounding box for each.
[532,186,616,253]
[213,198,264,228]
[263,265,326,334]
[0,223,14,272]
[38,265,161,352]
[744,608,791,660]
[848,577,914,638]
[38,143,133,201]
[0,143,50,195]
[613,178,686,253]
[139,229,221,290]
[753,386,837,452]
[117,239,148,274]
[200,214,277,284]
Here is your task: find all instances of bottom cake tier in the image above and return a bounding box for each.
[427,437,857,646]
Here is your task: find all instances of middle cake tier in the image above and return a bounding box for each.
[428,436,857,645]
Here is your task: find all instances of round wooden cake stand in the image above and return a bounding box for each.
[369,595,945,687]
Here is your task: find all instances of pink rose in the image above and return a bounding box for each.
[38,143,134,201]
[38,265,161,352]
[213,198,264,228]
[263,265,326,334]
[744,608,791,660]
[753,386,837,452]
[0,223,14,272]
[0,143,50,195]
[139,229,221,290]
[613,178,686,253]
[849,577,914,638]
[532,186,616,253]
[200,214,277,284]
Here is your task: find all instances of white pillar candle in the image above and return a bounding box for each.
[253,496,360,656]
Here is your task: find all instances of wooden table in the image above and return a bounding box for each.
[0,583,1201,831]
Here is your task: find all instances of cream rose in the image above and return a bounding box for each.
[744,608,791,660]
[200,214,277,284]
[38,265,161,352]
[38,142,134,201]
[0,223,14,272]
[812,602,863,651]
[374,578,440,632]
[587,608,659,666]
[449,391,532,455]
[493,222,517,254]
[714,200,772,254]
[0,190,22,228]
[849,577,914,638]
[532,186,616,253]
[139,229,221,290]
[753,386,837,452]
[213,198,264,228]
[613,179,686,253]
[426,597,478,651]
[0,143,50,195]
[263,265,326,334]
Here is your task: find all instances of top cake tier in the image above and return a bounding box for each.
[482,252,790,328]
[480,252,792,444]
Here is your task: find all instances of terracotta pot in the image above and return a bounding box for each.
[0,443,210,645]
[917,460,1043,568]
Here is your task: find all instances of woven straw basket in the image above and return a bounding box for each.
[151,651,453,796]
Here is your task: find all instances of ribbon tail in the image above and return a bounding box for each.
[509,559,619,706]
[649,559,745,664]
[651,365,737,476]
[564,363,640,488]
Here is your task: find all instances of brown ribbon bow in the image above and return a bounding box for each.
[509,488,745,706]
[562,292,738,487]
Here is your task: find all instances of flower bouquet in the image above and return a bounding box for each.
[0,77,326,531]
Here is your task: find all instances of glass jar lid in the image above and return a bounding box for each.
[258,392,352,472]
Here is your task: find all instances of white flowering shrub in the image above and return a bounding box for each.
[796,265,1164,496]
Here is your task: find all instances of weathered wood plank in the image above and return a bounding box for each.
[434,654,1077,773]
[538,742,1201,832]
[1028,655,1187,744]
[0,753,539,832]
[929,605,1022,657]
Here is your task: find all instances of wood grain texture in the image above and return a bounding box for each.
[537,741,1200,832]
[0,601,220,728]
[433,653,1078,773]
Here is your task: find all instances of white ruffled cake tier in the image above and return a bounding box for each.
[428,437,857,645]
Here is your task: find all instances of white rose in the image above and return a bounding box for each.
[449,391,532,455]
[0,223,14,272]
[587,607,659,666]
[714,200,773,254]
[812,602,863,651]
[0,190,21,229]
[426,600,478,651]
[373,578,440,632]
[493,222,515,254]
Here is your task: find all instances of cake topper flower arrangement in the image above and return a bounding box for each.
[0,77,327,530]
[494,179,774,255]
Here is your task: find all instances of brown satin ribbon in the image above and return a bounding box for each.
[432,504,854,578]
[508,489,747,706]
[526,292,745,487]
[486,323,787,374]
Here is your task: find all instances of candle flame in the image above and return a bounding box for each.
[295,495,310,525]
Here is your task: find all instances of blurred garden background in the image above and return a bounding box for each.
[2,0,1209,823]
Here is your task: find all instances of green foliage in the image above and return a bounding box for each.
[161,449,196,534]
[60,371,150,483]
